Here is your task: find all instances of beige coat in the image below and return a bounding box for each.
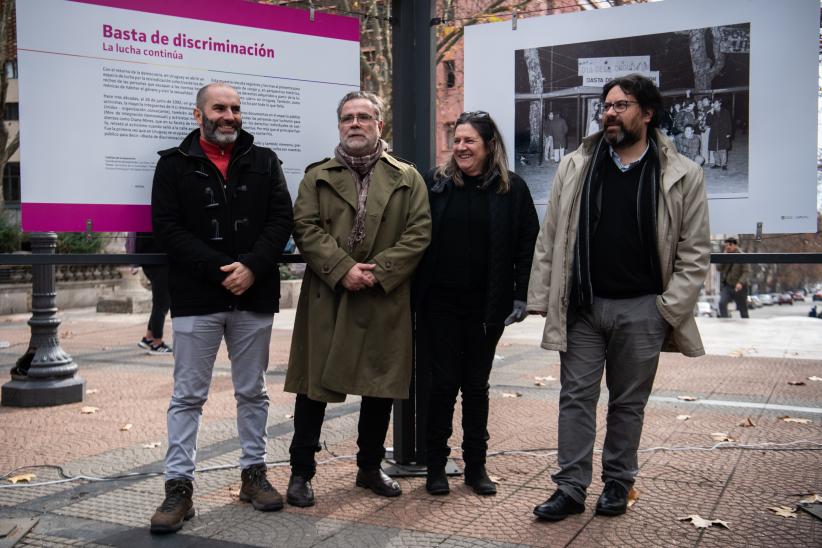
[285,153,432,402]
[526,130,711,357]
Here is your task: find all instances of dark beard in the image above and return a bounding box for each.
[603,123,640,148]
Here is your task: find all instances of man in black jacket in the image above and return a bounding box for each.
[149,83,294,534]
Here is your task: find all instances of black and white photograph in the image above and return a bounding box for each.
[513,24,750,206]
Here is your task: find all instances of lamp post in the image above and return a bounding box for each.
[2,232,84,406]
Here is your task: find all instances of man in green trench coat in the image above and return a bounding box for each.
[284,91,432,507]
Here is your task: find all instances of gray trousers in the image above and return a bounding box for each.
[554,295,669,503]
[165,311,273,481]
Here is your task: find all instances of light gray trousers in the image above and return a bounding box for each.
[553,294,669,503]
[165,311,273,481]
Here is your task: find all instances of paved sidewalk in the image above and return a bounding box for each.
[0,308,820,547]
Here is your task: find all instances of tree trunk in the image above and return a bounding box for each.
[524,48,543,151]
[689,27,726,92]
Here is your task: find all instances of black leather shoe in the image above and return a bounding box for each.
[464,466,497,496]
[425,468,449,495]
[595,480,628,516]
[533,490,585,521]
[286,475,315,507]
[355,468,401,497]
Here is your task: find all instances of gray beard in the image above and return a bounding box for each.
[202,117,240,146]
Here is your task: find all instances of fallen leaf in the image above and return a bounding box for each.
[534,376,556,382]
[7,473,36,484]
[86,389,99,395]
[534,381,545,387]
[738,417,756,428]
[710,432,735,442]
[627,487,639,508]
[678,514,730,529]
[780,416,812,424]
[501,392,522,398]
[488,475,501,484]
[61,330,75,339]
[228,486,240,499]
[768,506,797,518]
[80,406,99,414]
[142,442,161,449]
[120,423,132,432]
[787,381,806,386]
[808,376,822,382]
[676,414,691,421]
[799,494,822,505]
[677,395,698,402]
[285,414,293,420]
[494,354,505,361]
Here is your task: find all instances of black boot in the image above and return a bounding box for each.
[425,467,450,495]
[464,464,497,496]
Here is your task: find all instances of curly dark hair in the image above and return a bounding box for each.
[602,73,663,130]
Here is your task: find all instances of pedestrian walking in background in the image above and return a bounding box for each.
[718,236,750,318]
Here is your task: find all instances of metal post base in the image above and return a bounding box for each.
[382,449,461,478]
[2,375,85,407]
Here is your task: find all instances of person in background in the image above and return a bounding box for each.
[718,236,749,318]
[133,232,172,355]
[415,110,539,496]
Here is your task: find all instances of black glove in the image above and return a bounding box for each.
[504,300,527,326]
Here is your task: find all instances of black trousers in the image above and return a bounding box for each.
[719,283,749,318]
[143,265,170,338]
[289,393,394,478]
[420,298,503,470]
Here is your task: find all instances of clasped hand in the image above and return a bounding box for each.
[342,263,376,292]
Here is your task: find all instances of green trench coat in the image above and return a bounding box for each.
[285,153,432,403]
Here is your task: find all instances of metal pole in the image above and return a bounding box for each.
[389,0,434,469]
[2,232,84,407]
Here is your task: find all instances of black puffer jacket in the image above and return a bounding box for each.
[151,129,294,317]
[414,169,539,326]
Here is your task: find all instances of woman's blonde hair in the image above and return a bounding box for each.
[434,111,510,193]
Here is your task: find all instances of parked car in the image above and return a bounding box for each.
[792,291,805,302]
[814,290,822,302]
[759,294,774,306]
[777,293,794,305]
[695,301,716,317]
[748,295,762,309]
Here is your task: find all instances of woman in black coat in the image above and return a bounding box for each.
[415,111,539,496]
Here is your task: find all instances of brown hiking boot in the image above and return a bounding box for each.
[240,463,284,511]
[150,478,194,534]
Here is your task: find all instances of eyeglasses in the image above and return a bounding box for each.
[340,113,377,125]
[602,100,638,113]
[457,110,490,123]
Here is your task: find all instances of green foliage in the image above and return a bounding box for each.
[0,212,21,253]
[56,232,104,254]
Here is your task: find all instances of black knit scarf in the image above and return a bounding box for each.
[573,135,662,307]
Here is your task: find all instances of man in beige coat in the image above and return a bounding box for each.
[284,91,431,507]
[527,74,710,521]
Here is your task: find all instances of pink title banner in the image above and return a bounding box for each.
[71,0,360,42]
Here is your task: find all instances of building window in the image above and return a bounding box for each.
[3,102,18,121]
[444,124,455,150]
[444,60,456,89]
[3,163,20,206]
[4,60,17,80]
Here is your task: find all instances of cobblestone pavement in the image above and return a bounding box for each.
[0,309,820,547]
